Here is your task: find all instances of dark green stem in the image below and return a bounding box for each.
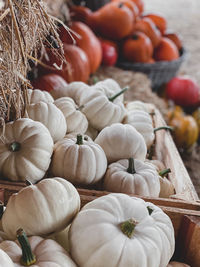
[120,219,137,238]
[159,168,171,178]
[76,134,83,145]
[17,229,36,266]
[108,87,129,102]
[149,112,155,116]
[10,142,21,152]
[76,105,84,111]
[127,158,136,174]
[154,126,174,133]
[147,206,154,215]
[0,201,4,219]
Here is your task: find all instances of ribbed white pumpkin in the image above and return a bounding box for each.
[51,134,107,185]
[123,110,155,148]
[1,178,80,240]
[69,193,175,267]
[0,231,77,267]
[95,123,147,163]
[125,100,153,113]
[54,97,88,134]
[0,248,14,267]
[92,78,124,102]
[85,124,99,140]
[25,102,67,142]
[0,118,53,183]
[104,158,160,197]
[27,88,54,104]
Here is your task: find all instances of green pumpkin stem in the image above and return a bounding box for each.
[149,111,155,116]
[10,142,21,152]
[127,158,136,174]
[76,134,83,145]
[147,206,154,215]
[159,168,171,178]
[0,201,4,219]
[76,105,84,111]
[108,87,129,102]
[154,126,174,133]
[17,229,36,266]
[120,219,137,238]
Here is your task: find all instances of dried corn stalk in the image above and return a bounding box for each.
[0,0,66,125]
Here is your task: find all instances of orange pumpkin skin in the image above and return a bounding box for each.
[69,5,92,23]
[59,22,102,74]
[129,0,144,14]
[143,13,167,35]
[134,17,161,47]
[41,45,90,83]
[87,2,135,40]
[122,31,153,63]
[153,37,179,61]
[111,0,139,22]
[164,32,183,51]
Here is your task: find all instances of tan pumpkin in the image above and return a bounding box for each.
[0,229,77,266]
[27,88,54,104]
[51,134,107,185]
[95,123,147,163]
[1,178,80,239]
[54,97,88,134]
[0,118,53,183]
[104,158,160,197]
[25,101,67,142]
[123,110,154,148]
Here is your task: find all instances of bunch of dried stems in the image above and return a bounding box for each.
[0,0,68,126]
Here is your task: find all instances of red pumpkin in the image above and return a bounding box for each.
[99,38,118,66]
[166,76,200,108]
[59,21,102,74]
[31,74,68,92]
[41,44,90,83]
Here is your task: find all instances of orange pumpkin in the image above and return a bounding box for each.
[122,31,153,63]
[111,0,139,22]
[134,17,161,47]
[59,21,102,74]
[143,13,167,35]
[41,44,90,83]
[87,1,135,40]
[129,0,144,14]
[153,37,179,61]
[164,31,183,51]
[69,5,92,23]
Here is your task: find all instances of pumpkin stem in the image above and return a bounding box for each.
[149,111,155,116]
[10,141,21,152]
[159,168,171,178]
[0,201,4,219]
[127,158,136,174]
[120,219,137,238]
[108,87,129,102]
[154,126,174,133]
[76,105,84,111]
[118,2,124,8]
[147,206,154,215]
[132,34,139,40]
[76,134,83,145]
[17,228,36,266]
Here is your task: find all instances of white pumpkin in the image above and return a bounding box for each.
[27,88,54,104]
[51,134,107,185]
[167,262,190,267]
[81,88,127,130]
[0,229,77,266]
[125,100,154,113]
[0,118,53,183]
[1,177,80,240]
[85,124,99,140]
[95,123,147,163]
[69,193,175,267]
[25,101,67,142]
[54,97,88,134]
[92,78,124,101]
[48,224,71,252]
[159,169,175,198]
[123,110,155,148]
[65,132,92,142]
[104,158,160,197]
[0,248,14,267]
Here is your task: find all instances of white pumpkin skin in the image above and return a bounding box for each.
[85,124,99,140]
[104,158,160,197]
[125,100,153,113]
[123,110,155,148]
[0,235,77,267]
[51,135,107,185]
[95,123,147,163]
[0,248,14,267]
[1,177,80,240]
[54,97,88,134]
[27,88,54,104]
[69,193,175,267]
[81,89,126,131]
[25,102,67,142]
[48,224,71,252]
[0,118,53,183]
[167,262,191,267]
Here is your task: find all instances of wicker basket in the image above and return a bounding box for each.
[117,48,187,92]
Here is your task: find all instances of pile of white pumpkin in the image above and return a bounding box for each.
[0,79,190,266]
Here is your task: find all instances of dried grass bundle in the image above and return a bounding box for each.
[0,0,67,125]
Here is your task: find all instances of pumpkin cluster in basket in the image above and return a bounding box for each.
[69,0,183,65]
